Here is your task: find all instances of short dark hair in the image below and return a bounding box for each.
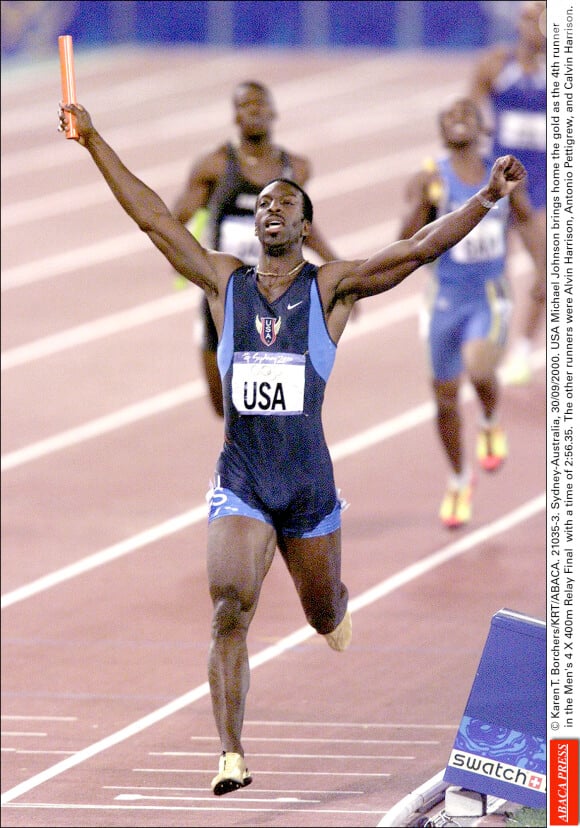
[260,178,314,223]
[233,80,271,104]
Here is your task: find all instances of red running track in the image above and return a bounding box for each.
[1,46,546,827]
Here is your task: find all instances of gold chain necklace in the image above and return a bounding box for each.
[256,260,306,279]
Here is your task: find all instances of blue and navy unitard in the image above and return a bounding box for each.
[208,263,342,537]
[426,156,513,383]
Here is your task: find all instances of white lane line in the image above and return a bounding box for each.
[144,751,416,761]
[2,78,459,229]
[0,493,545,805]
[0,56,398,178]
[243,721,457,729]
[118,793,321,802]
[1,56,432,178]
[1,501,209,609]
[182,737,438,745]
[0,294,418,470]
[1,142,428,290]
[104,784,364,793]
[1,348,545,609]
[1,381,206,472]
[143,753,413,761]
[0,47,161,97]
[2,291,200,371]
[1,246,530,371]
[0,52,242,137]
[1,247,533,472]
[1,232,151,291]
[0,231,408,370]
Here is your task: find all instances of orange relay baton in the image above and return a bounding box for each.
[58,34,78,139]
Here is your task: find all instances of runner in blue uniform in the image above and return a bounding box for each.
[59,100,528,796]
[400,98,543,529]
[470,0,546,384]
[172,81,337,416]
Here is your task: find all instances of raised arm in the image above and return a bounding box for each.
[334,154,526,299]
[58,103,239,294]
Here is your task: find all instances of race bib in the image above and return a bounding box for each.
[498,111,546,152]
[219,215,260,264]
[232,352,305,415]
[451,217,506,264]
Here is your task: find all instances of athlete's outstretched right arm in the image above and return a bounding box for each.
[59,103,238,293]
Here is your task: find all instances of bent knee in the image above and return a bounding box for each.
[303,589,348,636]
[211,593,244,637]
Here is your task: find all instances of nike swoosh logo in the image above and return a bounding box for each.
[287,301,303,310]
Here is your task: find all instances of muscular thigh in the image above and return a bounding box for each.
[207,516,277,611]
[462,337,503,378]
[278,529,342,599]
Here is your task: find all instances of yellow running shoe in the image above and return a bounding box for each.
[439,480,473,529]
[211,751,252,796]
[325,608,352,652]
[477,426,508,472]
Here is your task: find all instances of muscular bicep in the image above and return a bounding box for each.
[327,241,422,302]
[351,242,422,296]
[142,212,221,291]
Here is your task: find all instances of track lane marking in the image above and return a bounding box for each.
[0,493,544,804]
[1,349,545,609]
[1,249,535,472]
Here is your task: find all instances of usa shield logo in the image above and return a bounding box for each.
[255,315,281,346]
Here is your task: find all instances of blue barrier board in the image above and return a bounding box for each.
[444,609,547,808]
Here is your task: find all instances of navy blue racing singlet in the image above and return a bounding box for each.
[215,262,338,528]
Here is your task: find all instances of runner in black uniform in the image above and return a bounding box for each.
[60,100,527,798]
[172,81,337,416]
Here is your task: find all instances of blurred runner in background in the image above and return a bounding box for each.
[469,0,546,386]
[399,97,544,528]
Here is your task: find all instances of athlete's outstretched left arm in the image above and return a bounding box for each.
[335,155,526,299]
